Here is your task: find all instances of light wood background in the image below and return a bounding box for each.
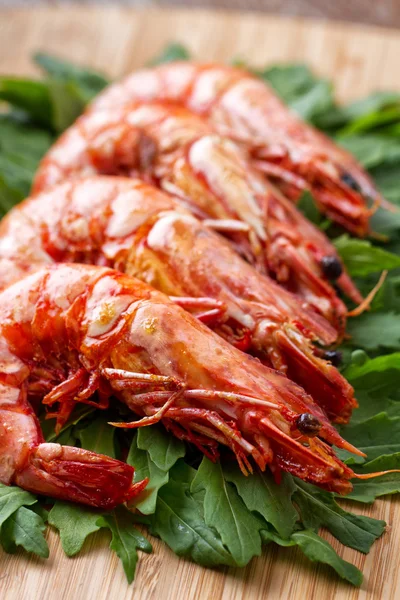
[1,7,400,600]
[1,1,400,30]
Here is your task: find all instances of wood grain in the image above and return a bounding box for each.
[0,7,400,600]
[2,1,400,30]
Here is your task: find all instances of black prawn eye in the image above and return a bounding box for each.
[341,172,362,194]
[296,413,321,437]
[320,255,343,280]
[322,350,343,367]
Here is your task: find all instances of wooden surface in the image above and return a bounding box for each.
[2,1,400,30]
[1,7,400,600]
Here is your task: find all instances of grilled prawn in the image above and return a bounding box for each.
[0,262,366,494]
[0,176,355,422]
[0,331,146,508]
[33,102,361,330]
[89,61,385,236]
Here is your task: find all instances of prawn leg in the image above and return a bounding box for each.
[0,384,146,509]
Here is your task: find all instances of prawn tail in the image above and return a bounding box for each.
[14,443,147,509]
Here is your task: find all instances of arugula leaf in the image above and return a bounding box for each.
[257,64,317,101]
[344,351,400,383]
[223,463,298,539]
[343,352,400,425]
[34,52,109,100]
[0,115,52,215]
[255,63,334,121]
[291,530,363,586]
[149,461,234,567]
[127,435,169,515]
[0,483,37,527]
[1,506,49,558]
[137,424,185,471]
[338,135,400,169]
[191,457,262,566]
[370,163,400,206]
[48,501,102,556]
[0,78,91,133]
[368,274,400,312]
[334,234,400,277]
[41,405,95,443]
[297,191,323,225]
[340,413,400,461]
[0,78,53,128]
[47,80,88,132]
[77,416,116,457]
[341,106,400,136]
[97,507,152,583]
[346,454,400,503]
[290,80,333,122]
[316,91,400,131]
[149,43,191,66]
[347,312,400,352]
[294,480,385,552]
[0,116,52,158]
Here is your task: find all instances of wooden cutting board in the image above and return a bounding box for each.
[1,7,400,600]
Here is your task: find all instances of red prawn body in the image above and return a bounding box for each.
[89,61,385,236]
[0,176,356,423]
[0,263,362,496]
[33,102,360,331]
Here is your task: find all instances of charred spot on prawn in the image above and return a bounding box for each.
[296,413,322,437]
[320,255,343,281]
[138,132,158,170]
[340,171,362,194]
[322,350,343,367]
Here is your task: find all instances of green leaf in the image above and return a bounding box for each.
[191,458,262,566]
[76,416,116,457]
[0,483,37,527]
[0,115,53,215]
[294,480,385,552]
[48,501,102,556]
[137,424,185,471]
[371,162,400,205]
[338,135,400,169]
[316,91,400,131]
[0,76,93,133]
[223,463,298,539]
[0,78,53,127]
[149,461,234,567]
[126,435,169,515]
[41,405,95,443]
[290,80,333,121]
[347,453,400,503]
[261,527,296,547]
[297,191,323,225]
[1,506,49,558]
[149,43,191,66]
[343,352,400,425]
[34,52,109,100]
[344,351,400,387]
[258,64,318,103]
[97,507,152,584]
[340,413,400,462]
[341,106,400,136]
[0,116,52,158]
[347,312,400,352]
[334,234,400,277]
[47,80,87,132]
[291,530,363,587]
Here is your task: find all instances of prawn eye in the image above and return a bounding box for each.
[296,413,321,437]
[322,350,343,367]
[320,255,343,280]
[341,172,362,193]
